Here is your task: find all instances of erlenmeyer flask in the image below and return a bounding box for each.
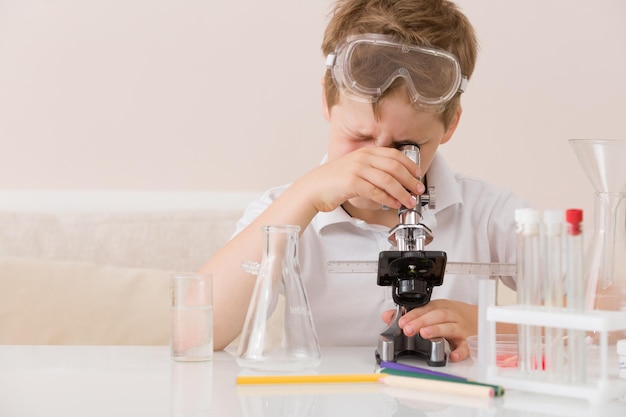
[236,225,321,371]
[569,139,626,328]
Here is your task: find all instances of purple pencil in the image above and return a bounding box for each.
[379,361,467,381]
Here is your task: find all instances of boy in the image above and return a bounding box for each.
[202,0,526,362]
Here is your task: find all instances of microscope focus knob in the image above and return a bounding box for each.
[421,186,436,210]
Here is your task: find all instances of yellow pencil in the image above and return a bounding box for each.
[236,373,385,385]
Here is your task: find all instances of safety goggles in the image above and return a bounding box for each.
[326,33,468,113]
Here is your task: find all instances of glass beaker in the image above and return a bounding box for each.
[570,139,626,326]
[236,225,321,371]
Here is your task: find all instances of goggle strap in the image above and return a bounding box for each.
[459,77,469,94]
[325,53,337,68]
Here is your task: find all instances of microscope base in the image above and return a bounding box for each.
[375,333,447,367]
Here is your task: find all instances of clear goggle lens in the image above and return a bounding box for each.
[327,34,467,113]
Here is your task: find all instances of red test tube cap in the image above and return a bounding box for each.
[566,209,583,235]
[566,209,583,224]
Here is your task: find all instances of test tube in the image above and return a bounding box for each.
[565,208,586,384]
[515,208,541,374]
[542,209,565,380]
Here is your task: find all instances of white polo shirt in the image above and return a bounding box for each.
[234,152,530,347]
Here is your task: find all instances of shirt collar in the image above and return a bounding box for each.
[312,206,389,235]
[426,152,463,214]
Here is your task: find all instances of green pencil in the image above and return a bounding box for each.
[380,368,505,397]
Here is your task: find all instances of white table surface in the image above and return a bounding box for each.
[1,345,625,417]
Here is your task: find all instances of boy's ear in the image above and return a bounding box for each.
[321,77,331,122]
[440,106,462,145]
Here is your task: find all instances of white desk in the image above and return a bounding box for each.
[1,345,625,416]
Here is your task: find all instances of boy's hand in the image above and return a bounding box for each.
[381,300,478,362]
[297,146,424,213]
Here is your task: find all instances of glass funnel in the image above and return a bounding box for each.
[569,139,626,320]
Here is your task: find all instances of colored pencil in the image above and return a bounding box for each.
[379,360,466,380]
[379,374,495,398]
[379,368,505,397]
[236,373,383,385]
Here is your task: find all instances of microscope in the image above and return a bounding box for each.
[375,144,448,366]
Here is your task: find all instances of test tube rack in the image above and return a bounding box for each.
[477,278,626,404]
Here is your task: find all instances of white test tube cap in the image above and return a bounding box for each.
[515,208,540,225]
[543,209,565,224]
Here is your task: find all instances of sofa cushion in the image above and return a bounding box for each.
[0,209,240,272]
[0,257,172,345]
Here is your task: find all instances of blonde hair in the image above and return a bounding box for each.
[322,0,478,129]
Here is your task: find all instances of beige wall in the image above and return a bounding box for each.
[1,0,625,219]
